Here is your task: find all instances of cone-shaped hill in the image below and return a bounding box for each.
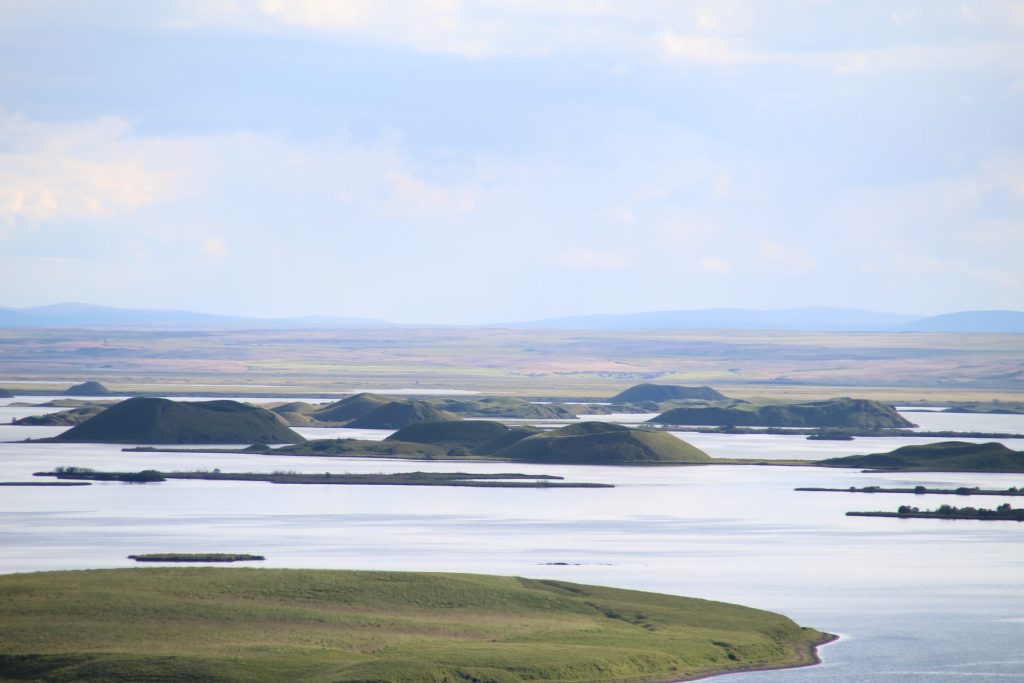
[63,381,111,396]
[386,420,510,449]
[651,397,913,429]
[310,393,395,423]
[346,400,460,429]
[493,422,710,465]
[610,383,728,403]
[473,426,543,455]
[52,397,305,444]
[818,441,1024,472]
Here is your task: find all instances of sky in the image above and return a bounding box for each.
[1,1,1023,324]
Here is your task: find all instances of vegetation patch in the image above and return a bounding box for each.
[0,568,834,683]
[848,504,1024,521]
[817,441,1024,473]
[650,397,914,429]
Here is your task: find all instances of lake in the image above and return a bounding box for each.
[1,401,1023,681]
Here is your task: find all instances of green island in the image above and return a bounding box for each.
[817,441,1024,473]
[128,553,265,562]
[35,467,612,488]
[0,568,835,683]
[0,481,91,487]
[848,503,1024,521]
[649,397,914,429]
[797,485,1024,496]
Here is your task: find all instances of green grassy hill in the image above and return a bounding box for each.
[52,397,305,444]
[387,420,510,449]
[310,392,395,423]
[0,568,833,683]
[818,441,1024,472]
[435,397,577,419]
[651,397,913,429]
[610,383,728,403]
[13,405,106,426]
[473,425,542,455]
[495,422,710,465]
[347,400,461,429]
[63,380,111,396]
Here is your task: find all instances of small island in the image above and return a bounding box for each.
[848,504,1024,521]
[128,553,265,562]
[817,441,1024,473]
[0,568,835,683]
[797,485,1024,497]
[649,397,915,429]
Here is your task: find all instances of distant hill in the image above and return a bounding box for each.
[63,381,111,396]
[650,398,914,429]
[0,388,14,398]
[52,397,305,444]
[386,420,510,449]
[433,397,576,420]
[610,383,727,403]
[0,303,389,329]
[897,310,1024,333]
[346,401,461,429]
[493,422,710,465]
[15,405,106,426]
[310,393,395,423]
[818,441,1024,473]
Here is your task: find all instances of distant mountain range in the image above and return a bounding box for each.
[0,303,1022,332]
[0,303,389,329]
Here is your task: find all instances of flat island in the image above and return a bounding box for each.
[0,568,835,683]
[128,553,265,562]
[849,504,1024,521]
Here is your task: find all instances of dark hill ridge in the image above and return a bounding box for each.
[494,422,710,465]
[434,397,577,419]
[386,420,509,449]
[0,388,14,398]
[611,383,728,403]
[346,400,460,429]
[473,426,542,455]
[651,397,913,429]
[818,441,1024,473]
[53,397,305,444]
[63,381,110,396]
[310,393,395,423]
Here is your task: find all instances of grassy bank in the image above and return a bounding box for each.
[0,568,833,683]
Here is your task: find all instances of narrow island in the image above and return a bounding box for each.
[0,568,835,683]
[35,467,612,488]
[848,503,1024,521]
[817,441,1024,473]
[128,553,264,562]
[797,485,1024,497]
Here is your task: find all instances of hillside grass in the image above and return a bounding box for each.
[0,568,832,683]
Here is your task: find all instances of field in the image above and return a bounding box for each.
[0,568,832,683]
[1,327,1021,402]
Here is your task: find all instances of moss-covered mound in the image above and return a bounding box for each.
[436,397,577,419]
[63,380,110,396]
[310,393,395,423]
[274,438,446,459]
[387,420,510,449]
[52,397,305,444]
[494,422,710,465]
[268,401,321,426]
[0,568,833,683]
[651,397,914,429]
[611,383,728,403]
[13,405,106,426]
[473,426,543,455]
[346,400,461,429]
[818,441,1024,472]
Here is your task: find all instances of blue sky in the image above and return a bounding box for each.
[2,1,1022,323]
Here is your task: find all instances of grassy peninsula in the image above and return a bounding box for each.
[0,568,834,683]
[818,441,1024,473]
[650,397,914,429]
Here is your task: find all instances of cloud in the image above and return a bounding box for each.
[201,237,230,264]
[0,116,178,233]
[385,170,476,216]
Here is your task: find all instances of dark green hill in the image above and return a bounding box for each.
[52,397,304,444]
[346,400,461,429]
[387,420,509,449]
[64,380,111,396]
[0,568,833,683]
[435,397,577,419]
[14,405,106,426]
[611,383,727,403]
[494,422,710,465]
[818,441,1024,472]
[310,393,395,423]
[473,425,543,455]
[651,397,913,429]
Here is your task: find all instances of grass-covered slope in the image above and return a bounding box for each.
[818,441,1024,472]
[495,422,710,465]
[0,568,833,683]
[611,383,728,403]
[13,405,106,426]
[346,400,461,429]
[473,425,542,455]
[435,397,578,419]
[387,420,510,449]
[52,397,305,444]
[651,397,914,429]
[310,392,395,423]
[63,380,110,396]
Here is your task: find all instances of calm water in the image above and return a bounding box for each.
[1,402,1023,681]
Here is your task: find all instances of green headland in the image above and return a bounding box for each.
[650,397,914,429]
[817,441,1024,473]
[0,568,834,683]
